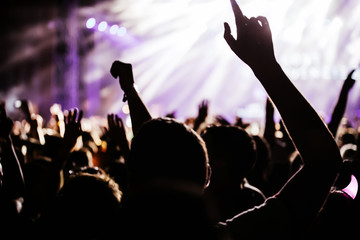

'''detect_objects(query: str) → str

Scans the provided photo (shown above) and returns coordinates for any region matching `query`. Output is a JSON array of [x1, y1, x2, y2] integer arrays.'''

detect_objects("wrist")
[[252, 60, 282, 79], [122, 85, 138, 100], [122, 84, 136, 94]]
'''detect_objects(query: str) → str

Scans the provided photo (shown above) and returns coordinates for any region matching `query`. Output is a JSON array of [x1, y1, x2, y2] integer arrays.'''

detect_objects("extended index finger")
[[230, 0, 244, 29]]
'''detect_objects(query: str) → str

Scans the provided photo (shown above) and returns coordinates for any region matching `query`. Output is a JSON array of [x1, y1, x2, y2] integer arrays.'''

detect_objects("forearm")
[[263, 99, 276, 143], [250, 61, 342, 225], [252, 61, 340, 167], [0, 137, 25, 199], [327, 89, 349, 137], [126, 87, 152, 135]]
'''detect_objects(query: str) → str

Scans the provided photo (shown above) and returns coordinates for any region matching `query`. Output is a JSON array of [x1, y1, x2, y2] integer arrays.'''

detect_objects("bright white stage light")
[[86, 18, 96, 29], [118, 26, 127, 36], [80, 0, 360, 123], [98, 21, 108, 32], [109, 24, 119, 35]]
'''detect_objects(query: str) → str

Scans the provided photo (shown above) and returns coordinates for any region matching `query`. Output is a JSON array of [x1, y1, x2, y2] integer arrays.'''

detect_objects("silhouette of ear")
[[204, 163, 212, 189]]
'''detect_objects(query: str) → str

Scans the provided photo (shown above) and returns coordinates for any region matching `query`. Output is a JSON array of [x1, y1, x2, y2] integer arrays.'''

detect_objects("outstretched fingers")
[[77, 109, 83, 123], [115, 114, 123, 128], [64, 108, 83, 129], [70, 108, 82, 123]]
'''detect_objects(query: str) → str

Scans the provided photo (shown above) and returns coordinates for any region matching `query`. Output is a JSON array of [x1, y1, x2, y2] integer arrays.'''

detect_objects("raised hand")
[[110, 61, 135, 101], [193, 99, 209, 131], [63, 108, 83, 151], [51, 108, 83, 174], [234, 117, 250, 129], [327, 69, 357, 136], [107, 113, 130, 162], [215, 115, 231, 126], [198, 100, 209, 121], [224, 0, 275, 69], [110, 60, 151, 136], [343, 69, 356, 91]]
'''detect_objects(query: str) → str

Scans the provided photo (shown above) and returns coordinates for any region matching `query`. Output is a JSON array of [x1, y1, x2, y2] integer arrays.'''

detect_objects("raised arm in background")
[[0, 105, 25, 223], [263, 97, 276, 145], [193, 99, 209, 132], [110, 61, 152, 136], [327, 69, 356, 137], [220, 0, 342, 238], [107, 113, 130, 164], [48, 108, 83, 192]]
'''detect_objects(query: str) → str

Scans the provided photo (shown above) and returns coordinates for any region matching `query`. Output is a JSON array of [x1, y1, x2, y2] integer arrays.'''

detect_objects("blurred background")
[[1, 0, 360, 129]]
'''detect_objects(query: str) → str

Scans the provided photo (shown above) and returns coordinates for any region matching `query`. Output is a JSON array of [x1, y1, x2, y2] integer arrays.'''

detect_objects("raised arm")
[[51, 108, 83, 190], [327, 69, 356, 137], [107, 113, 130, 164], [193, 99, 209, 132], [110, 61, 152, 136], [222, 0, 342, 234], [0, 105, 25, 215], [263, 97, 276, 144]]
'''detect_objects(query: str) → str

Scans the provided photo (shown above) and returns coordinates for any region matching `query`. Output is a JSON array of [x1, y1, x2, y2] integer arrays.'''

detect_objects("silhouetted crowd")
[[1, 0, 360, 239]]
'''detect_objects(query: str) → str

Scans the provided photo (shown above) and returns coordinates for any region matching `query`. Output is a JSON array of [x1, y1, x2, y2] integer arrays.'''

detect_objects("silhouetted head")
[[59, 171, 122, 210], [41, 170, 123, 239], [63, 147, 94, 180], [129, 117, 210, 191], [201, 125, 257, 185]]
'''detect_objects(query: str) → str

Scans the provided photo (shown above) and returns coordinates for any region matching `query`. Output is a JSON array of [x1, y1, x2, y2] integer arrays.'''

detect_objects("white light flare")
[[86, 17, 96, 29], [98, 21, 108, 32], [77, 0, 360, 122]]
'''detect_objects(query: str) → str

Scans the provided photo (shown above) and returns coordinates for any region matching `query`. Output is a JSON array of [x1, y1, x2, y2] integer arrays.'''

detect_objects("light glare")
[[86, 18, 96, 29], [118, 27, 127, 36], [110, 24, 119, 35], [98, 21, 108, 32]]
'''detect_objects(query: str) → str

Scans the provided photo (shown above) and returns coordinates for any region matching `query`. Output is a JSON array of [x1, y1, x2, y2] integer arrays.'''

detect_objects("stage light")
[[118, 26, 127, 36], [14, 100, 22, 108], [125, 115, 132, 128], [109, 24, 119, 35], [122, 104, 130, 114], [78, 0, 360, 123], [86, 18, 96, 29], [98, 21, 108, 32]]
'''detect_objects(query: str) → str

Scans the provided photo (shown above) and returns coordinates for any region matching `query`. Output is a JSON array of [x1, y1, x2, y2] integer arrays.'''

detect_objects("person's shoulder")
[[216, 196, 293, 239]]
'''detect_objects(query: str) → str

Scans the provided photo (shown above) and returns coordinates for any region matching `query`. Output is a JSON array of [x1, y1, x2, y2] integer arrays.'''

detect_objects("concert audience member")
[[216, 1, 342, 239], [201, 124, 266, 222]]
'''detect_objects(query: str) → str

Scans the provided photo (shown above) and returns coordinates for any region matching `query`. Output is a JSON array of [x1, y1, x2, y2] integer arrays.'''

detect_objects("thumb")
[[347, 69, 356, 80], [223, 22, 236, 50]]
